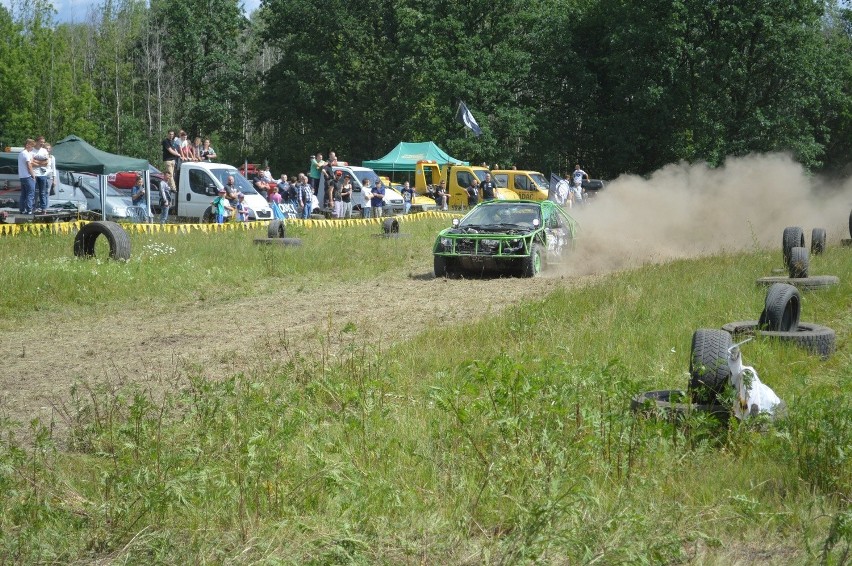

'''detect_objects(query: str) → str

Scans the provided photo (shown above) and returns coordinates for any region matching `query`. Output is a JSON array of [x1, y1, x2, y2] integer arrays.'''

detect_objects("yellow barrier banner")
[[0, 211, 462, 238]]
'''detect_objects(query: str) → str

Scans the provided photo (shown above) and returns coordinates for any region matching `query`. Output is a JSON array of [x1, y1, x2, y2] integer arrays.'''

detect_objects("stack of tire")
[[253, 219, 302, 246], [757, 226, 839, 289], [632, 281, 836, 418], [722, 282, 836, 360]]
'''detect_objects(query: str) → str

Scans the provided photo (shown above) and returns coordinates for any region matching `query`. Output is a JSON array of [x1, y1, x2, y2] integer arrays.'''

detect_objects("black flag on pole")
[[455, 101, 483, 137]]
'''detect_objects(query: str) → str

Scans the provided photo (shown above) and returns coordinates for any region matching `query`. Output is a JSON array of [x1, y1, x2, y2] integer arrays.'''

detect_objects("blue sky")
[[1, 0, 261, 23]]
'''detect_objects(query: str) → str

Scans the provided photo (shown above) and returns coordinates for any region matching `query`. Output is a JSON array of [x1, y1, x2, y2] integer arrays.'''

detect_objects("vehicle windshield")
[[75, 175, 126, 197], [459, 203, 541, 229], [529, 173, 548, 190], [349, 169, 381, 186], [474, 170, 489, 183], [210, 168, 257, 194]]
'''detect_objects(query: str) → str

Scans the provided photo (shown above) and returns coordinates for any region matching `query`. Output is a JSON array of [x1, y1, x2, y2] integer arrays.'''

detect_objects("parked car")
[[0, 172, 88, 212], [59, 171, 136, 220], [433, 199, 578, 278]]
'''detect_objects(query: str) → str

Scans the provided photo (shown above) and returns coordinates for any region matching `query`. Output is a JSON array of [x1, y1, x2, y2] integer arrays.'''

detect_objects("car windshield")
[[210, 168, 257, 194], [529, 173, 548, 189], [459, 203, 541, 229], [474, 170, 489, 183]]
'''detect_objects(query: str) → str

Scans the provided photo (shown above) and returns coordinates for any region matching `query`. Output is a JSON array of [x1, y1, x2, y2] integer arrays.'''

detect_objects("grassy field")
[[0, 219, 850, 564]]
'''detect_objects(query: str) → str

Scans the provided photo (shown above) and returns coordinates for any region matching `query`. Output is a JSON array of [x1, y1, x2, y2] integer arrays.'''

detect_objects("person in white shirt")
[[571, 164, 589, 206], [17, 138, 36, 214]]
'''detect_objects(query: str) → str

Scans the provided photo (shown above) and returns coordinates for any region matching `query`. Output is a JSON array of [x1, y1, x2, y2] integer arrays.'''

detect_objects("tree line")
[[2, 0, 851, 180]]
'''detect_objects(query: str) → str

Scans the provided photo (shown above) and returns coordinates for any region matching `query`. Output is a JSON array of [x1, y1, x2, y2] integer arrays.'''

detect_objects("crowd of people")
[[552, 164, 590, 208], [15, 136, 57, 215]]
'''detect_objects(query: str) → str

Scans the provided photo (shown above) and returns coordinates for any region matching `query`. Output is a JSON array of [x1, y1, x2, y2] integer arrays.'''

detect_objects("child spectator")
[[211, 187, 233, 223], [236, 193, 250, 222]]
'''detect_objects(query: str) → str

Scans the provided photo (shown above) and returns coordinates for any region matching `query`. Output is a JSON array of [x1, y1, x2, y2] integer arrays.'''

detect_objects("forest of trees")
[[2, 0, 851, 180]]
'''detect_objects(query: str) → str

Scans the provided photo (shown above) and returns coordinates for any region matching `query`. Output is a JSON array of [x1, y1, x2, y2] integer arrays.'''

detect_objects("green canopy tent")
[[51, 135, 150, 174], [362, 141, 468, 172]]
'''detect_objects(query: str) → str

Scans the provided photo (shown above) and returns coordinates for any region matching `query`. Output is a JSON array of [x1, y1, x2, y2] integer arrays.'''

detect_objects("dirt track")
[[0, 270, 573, 434]]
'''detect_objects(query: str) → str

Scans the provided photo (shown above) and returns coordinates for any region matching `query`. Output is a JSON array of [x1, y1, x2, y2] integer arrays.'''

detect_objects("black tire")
[[202, 206, 217, 223], [253, 237, 302, 246], [267, 219, 286, 238], [762, 283, 801, 332], [434, 255, 448, 277], [788, 246, 809, 279], [721, 321, 836, 359], [382, 218, 400, 234], [782, 226, 805, 267], [630, 390, 729, 421], [849, 208, 852, 238], [811, 228, 826, 255], [688, 329, 733, 404], [755, 275, 839, 290], [73, 221, 131, 261], [521, 243, 543, 278]]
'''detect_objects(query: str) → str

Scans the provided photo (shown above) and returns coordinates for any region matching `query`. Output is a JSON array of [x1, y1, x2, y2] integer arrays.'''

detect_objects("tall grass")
[[0, 222, 850, 563]]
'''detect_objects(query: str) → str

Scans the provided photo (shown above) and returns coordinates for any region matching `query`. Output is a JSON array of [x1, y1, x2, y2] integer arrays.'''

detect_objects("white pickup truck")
[[152, 161, 273, 222]]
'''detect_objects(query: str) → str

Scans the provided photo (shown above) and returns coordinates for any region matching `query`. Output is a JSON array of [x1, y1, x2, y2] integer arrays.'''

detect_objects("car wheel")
[[788, 247, 809, 279], [434, 255, 448, 277], [268, 219, 286, 238], [73, 220, 131, 261], [722, 321, 836, 359], [521, 243, 543, 278], [811, 228, 826, 255], [202, 206, 216, 223], [688, 329, 733, 404], [782, 226, 805, 267], [762, 283, 801, 332]]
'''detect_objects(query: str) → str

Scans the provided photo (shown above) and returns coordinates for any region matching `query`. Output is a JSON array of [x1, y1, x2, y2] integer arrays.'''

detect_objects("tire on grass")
[[782, 226, 805, 267], [762, 283, 801, 332], [630, 390, 729, 421], [382, 218, 400, 234], [267, 219, 286, 238], [688, 329, 733, 404], [755, 275, 839, 290], [811, 228, 826, 255], [520, 243, 543, 278], [788, 247, 809, 279], [434, 255, 448, 277], [253, 237, 302, 246], [73, 221, 131, 261], [721, 320, 836, 359]]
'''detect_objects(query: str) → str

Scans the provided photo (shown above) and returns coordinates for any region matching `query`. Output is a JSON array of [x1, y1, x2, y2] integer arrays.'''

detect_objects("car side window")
[[514, 176, 529, 190], [493, 174, 508, 188], [189, 169, 213, 195], [457, 171, 472, 188]]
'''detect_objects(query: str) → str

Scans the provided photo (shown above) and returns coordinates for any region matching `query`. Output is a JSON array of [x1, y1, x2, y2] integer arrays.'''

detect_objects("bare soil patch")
[[0, 270, 576, 433]]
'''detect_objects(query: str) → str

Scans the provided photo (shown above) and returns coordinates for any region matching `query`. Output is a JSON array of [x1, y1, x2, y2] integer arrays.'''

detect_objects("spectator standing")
[[158, 172, 172, 224], [236, 193, 250, 222], [17, 138, 35, 215], [481, 173, 497, 202], [554, 173, 571, 206], [32, 137, 51, 213], [298, 174, 314, 219], [321, 158, 336, 208], [361, 179, 372, 218], [277, 174, 290, 202], [285, 177, 298, 205], [44, 143, 57, 198], [200, 139, 217, 161], [309, 153, 325, 195], [162, 130, 181, 190], [268, 184, 282, 207], [131, 174, 146, 208], [224, 175, 239, 205], [192, 136, 203, 161], [331, 170, 344, 218], [252, 175, 268, 199], [261, 166, 273, 182], [371, 179, 385, 218], [435, 179, 449, 210], [341, 173, 353, 218], [466, 178, 480, 208], [211, 188, 233, 223], [400, 181, 414, 214], [571, 164, 589, 206]]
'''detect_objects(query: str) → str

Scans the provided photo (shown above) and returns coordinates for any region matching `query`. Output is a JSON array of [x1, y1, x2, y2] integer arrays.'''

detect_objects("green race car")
[[433, 199, 578, 277]]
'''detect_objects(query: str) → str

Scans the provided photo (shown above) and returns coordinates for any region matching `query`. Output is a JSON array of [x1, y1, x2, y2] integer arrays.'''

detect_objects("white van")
[[317, 164, 404, 217], [171, 162, 273, 222]]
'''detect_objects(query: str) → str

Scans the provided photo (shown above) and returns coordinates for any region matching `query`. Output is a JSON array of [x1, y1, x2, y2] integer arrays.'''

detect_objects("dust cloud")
[[560, 153, 852, 276]]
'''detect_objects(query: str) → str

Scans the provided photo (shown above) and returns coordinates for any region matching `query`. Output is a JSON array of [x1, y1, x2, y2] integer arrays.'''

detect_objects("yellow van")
[[491, 170, 550, 201]]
